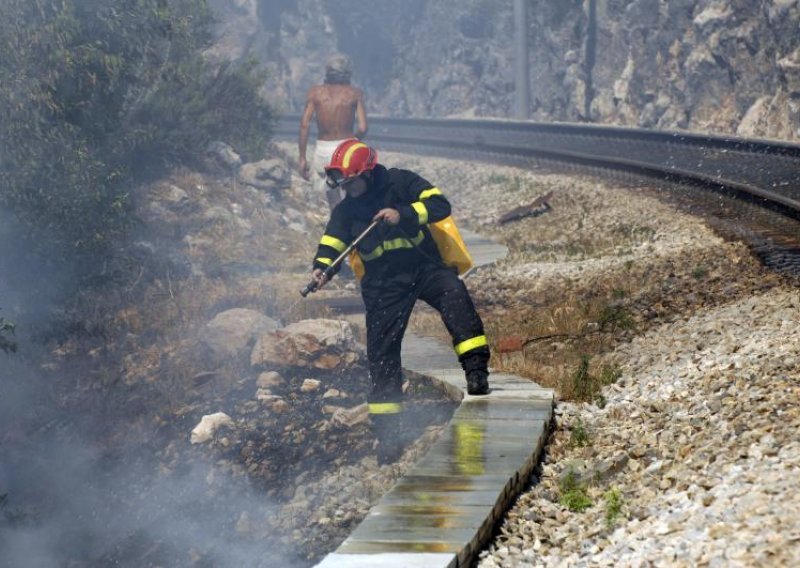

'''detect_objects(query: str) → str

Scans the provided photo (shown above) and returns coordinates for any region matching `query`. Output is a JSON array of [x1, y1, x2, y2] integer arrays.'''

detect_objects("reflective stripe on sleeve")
[[315, 257, 333, 266], [320, 235, 347, 253], [454, 335, 488, 356], [411, 201, 428, 224], [419, 187, 443, 200], [368, 402, 402, 414]]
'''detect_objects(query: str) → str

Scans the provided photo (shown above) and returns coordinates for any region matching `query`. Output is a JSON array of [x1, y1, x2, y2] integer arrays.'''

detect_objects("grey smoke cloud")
[[0, 188, 291, 568], [0, 419, 290, 567]]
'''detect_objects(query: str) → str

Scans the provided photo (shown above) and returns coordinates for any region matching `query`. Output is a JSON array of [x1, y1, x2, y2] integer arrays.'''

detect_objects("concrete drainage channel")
[[316, 229, 554, 568]]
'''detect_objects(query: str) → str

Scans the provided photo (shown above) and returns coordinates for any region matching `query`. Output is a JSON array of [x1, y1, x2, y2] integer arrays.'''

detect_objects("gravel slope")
[[372, 150, 799, 567]]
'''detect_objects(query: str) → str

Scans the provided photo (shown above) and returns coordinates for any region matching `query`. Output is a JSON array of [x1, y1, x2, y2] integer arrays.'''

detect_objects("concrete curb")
[[316, 230, 554, 567]]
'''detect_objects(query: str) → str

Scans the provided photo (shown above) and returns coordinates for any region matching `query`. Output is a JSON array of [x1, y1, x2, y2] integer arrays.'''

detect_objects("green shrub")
[[559, 468, 592, 512], [568, 419, 591, 448], [568, 357, 621, 404], [0, 0, 274, 261], [597, 303, 634, 331], [599, 365, 622, 385], [570, 355, 593, 401], [604, 488, 624, 527]]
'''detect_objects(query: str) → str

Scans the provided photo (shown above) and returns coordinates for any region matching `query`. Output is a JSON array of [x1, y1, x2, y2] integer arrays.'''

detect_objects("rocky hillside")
[[0, 145, 455, 567], [210, 0, 800, 140]]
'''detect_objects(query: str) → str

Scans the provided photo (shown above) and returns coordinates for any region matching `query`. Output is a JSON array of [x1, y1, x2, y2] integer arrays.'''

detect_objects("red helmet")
[[324, 139, 378, 179]]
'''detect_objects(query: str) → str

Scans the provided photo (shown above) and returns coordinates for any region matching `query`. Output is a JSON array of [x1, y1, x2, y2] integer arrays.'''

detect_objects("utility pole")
[[513, 0, 530, 119]]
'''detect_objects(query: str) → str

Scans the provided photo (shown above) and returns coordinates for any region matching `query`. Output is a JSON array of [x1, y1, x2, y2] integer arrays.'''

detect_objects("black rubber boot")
[[371, 413, 405, 465], [376, 437, 404, 465], [466, 369, 490, 395]]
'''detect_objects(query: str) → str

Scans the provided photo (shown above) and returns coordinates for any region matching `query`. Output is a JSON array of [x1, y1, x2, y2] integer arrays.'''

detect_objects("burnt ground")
[[1, 335, 456, 567], [0, 152, 457, 567]]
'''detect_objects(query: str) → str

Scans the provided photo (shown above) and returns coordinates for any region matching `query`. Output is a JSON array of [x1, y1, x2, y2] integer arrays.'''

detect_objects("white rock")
[[301, 379, 321, 393], [331, 404, 370, 428], [190, 412, 234, 444], [257, 371, 285, 389]]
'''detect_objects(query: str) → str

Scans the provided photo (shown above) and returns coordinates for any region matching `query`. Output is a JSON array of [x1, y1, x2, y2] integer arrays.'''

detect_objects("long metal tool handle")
[[300, 220, 381, 297]]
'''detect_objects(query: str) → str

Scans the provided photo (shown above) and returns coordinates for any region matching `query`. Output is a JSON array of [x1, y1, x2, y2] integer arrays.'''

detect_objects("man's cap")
[[325, 54, 352, 75], [325, 54, 352, 83]]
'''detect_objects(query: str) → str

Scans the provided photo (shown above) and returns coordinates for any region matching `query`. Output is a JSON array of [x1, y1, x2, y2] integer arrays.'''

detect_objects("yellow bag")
[[430, 215, 474, 275], [348, 249, 366, 280], [347, 215, 473, 280]]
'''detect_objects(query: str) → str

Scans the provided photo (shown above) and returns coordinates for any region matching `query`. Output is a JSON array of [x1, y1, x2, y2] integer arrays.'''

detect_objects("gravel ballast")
[[377, 150, 799, 567]]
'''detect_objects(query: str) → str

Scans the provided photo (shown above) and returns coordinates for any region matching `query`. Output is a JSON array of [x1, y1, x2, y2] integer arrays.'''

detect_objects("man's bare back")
[[310, 84, 366, 140], [298, 84, 367, 180]]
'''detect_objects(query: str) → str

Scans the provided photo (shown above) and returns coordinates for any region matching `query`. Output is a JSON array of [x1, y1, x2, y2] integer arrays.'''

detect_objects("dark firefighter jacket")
[[312, 165, 451, 286]]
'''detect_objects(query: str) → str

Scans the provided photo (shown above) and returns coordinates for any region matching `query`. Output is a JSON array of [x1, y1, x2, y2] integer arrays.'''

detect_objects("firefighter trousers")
[[362, 264, 490, 405]]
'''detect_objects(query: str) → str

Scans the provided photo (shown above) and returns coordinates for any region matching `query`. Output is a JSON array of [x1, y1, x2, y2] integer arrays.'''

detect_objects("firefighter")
[[309, 139, 490, 462]]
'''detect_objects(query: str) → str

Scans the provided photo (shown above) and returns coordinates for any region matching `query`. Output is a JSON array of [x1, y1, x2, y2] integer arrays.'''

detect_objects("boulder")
[[201, 309, 279, 359], [256, 392, 290, 413], [206, 140, 242, 170], [250, 319, 361, 370], [692, 3, 734, 31], [148, 183, 190, 214], [779, 46, 800, 95], [256, 389, 279, 402], [191, 412, 234, 444], [239, 158, 289, 190], [257, 371, 285, 389]]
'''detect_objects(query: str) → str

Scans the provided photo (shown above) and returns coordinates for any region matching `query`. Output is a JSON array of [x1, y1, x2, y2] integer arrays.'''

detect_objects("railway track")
[[277, 115, 800, 275], [275, 115, 800, 566]]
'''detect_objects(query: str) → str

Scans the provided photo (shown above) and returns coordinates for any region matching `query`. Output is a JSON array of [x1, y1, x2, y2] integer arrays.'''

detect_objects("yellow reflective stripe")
[[320, 234, 347, 253], [411, 201, 428, 224], [419, 187, 442, 200], [454, 335, 488, 356], [342, 142, 368, 169], [383, 231, 424, 251], [316, 257, 333, 266], [360, 246, 383, 261], [361, 231, 425, 261], [368, 402, 402, 415]]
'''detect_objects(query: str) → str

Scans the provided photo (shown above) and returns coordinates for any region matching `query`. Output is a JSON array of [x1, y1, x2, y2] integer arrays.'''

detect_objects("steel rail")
[[279, 114, 800, 156], [385, 135, 800, 220], [276, 115, 800, 219], [366, 116, 800, 157]]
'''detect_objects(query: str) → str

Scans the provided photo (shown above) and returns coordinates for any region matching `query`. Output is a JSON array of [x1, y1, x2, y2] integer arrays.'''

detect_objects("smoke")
[[0, 331, 294, 567], [0, 207, 75, 328], [0, 216, 293, 566], [0, 433, 290, 567], [324, 0, 428, 98]]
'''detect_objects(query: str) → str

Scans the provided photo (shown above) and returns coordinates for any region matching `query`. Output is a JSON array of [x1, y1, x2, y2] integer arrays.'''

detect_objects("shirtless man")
[[299, 54, 368, 209]]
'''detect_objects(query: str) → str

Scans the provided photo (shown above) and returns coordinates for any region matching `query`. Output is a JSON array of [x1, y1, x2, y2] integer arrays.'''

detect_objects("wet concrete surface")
[[316, 230, 553, 568]]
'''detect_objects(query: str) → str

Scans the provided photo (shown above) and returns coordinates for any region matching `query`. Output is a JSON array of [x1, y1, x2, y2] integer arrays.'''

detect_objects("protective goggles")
[[325, 169, 360, 189]]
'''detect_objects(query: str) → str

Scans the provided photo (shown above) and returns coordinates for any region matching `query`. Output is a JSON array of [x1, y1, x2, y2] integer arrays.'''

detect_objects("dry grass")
[[61, 237, 324, 410], [405, 275, 631, 401]]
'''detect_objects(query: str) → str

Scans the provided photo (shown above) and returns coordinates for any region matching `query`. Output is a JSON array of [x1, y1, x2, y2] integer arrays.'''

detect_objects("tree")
[[0, 0, 273, 260]]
